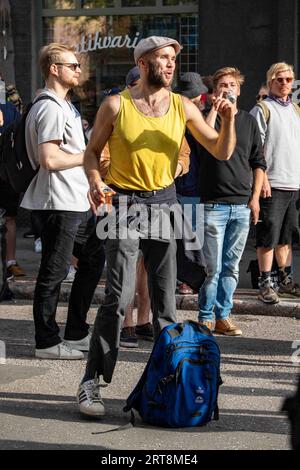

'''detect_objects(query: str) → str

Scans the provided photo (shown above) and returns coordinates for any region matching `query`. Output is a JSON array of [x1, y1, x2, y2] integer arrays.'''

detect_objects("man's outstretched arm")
[[183, 95, 236, 161]]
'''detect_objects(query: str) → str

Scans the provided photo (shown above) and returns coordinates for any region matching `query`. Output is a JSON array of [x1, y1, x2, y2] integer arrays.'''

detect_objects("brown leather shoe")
[[177, 283, 193, 295], [120, 327, 138, 348], [198, 320, 214, 332], [135, 322, 153, 341], [215, 318, 242, 336], [7, 263, 25, 277]]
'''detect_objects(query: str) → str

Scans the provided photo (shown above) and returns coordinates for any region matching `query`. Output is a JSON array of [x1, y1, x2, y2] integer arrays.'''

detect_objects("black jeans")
[[64, 224, 106, 341], [84, 184, 178, 384], [33, 210, 87, 349]]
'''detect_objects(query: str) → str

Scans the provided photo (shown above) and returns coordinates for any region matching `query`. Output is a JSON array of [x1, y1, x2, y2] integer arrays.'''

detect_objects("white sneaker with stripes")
[[77, 378, 105, 417]]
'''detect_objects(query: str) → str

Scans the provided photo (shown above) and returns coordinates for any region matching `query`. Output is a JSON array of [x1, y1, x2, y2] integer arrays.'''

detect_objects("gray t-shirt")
[[21, 88, 90, 211]]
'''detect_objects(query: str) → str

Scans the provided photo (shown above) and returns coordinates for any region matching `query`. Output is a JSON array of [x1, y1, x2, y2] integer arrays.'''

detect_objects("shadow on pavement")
[[222, 368, 295, 381], [0, 391, 128, 424], [0, 390, 289, 435], [0, 440, 107, 450]]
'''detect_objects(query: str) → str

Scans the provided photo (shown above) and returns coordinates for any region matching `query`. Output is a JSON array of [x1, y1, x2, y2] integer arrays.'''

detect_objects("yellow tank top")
[[105, 89, 186, 191]]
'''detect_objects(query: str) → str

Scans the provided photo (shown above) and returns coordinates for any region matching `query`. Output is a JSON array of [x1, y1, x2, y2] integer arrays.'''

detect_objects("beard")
[[147, 61, 173, 88]]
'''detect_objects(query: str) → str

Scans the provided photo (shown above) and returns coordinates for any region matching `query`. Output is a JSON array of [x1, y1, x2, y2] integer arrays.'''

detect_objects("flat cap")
[[134, 36, 182, 64]]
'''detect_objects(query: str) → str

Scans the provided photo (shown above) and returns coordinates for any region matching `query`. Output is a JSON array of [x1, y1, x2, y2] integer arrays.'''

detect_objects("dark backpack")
[[0, 95, 61, 193], [124, 320, 222, 428]]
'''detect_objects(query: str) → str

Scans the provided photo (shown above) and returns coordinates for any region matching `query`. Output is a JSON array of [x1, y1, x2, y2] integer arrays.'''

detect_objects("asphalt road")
[[0, 302, 298, 451]]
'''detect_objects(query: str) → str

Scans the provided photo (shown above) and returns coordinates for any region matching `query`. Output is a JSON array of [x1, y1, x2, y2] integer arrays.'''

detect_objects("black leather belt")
[[110, 185, 162, 198]]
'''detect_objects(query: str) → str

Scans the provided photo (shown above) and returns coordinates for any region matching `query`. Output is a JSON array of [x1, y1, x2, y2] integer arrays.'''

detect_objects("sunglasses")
[[55, 63, 81, 71], [274, 77, 293, 84], [256, 94, 268, 102]]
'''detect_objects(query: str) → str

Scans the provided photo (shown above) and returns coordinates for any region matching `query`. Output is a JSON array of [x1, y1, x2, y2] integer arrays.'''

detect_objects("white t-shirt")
[[21, 88, 90, 211]]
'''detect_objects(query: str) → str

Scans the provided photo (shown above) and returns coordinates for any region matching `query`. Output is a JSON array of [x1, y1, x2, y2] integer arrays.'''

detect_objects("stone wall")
[[198, 0, 297, 110], [10, 0, 32, 104]]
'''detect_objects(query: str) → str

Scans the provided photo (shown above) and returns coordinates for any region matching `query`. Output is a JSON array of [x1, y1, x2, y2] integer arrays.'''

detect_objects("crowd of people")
[[1, 36, 300, 419]]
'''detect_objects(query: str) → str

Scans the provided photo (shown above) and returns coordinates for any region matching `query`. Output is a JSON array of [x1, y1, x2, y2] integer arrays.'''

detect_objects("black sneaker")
[[258, 283, 279, 304], [135, 322, 153, 341], [120, 327, 138, 348], [278, 281, 300, 298]]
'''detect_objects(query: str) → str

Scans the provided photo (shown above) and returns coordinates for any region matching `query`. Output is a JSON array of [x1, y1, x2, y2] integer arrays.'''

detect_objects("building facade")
[[4, 0, 300, 117]]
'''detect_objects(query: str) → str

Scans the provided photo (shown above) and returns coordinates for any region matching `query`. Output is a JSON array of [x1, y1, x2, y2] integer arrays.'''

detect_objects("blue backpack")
[[124, 320, 222, 428]]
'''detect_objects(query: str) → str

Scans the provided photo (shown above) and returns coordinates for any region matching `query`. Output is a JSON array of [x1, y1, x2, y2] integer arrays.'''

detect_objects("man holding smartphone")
[[198, 67, 266, 336]]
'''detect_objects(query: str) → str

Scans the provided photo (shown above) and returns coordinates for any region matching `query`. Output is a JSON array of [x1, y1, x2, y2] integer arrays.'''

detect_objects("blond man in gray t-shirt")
[[21, 43, 90, 359]]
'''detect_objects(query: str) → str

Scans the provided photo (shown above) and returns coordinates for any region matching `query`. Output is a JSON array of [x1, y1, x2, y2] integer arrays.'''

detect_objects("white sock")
[[7, 260, 16, 268]]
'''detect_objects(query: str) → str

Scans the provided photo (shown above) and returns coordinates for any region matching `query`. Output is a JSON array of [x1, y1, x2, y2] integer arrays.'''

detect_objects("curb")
[[6, 281, 300, 319]]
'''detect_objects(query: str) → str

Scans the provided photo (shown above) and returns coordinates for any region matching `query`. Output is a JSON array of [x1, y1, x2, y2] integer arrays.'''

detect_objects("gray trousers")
[[84, 185, 178, 383]]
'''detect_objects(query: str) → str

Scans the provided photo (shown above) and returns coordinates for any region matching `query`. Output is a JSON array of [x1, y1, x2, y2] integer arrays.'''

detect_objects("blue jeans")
[[198, 204, 250, 321]]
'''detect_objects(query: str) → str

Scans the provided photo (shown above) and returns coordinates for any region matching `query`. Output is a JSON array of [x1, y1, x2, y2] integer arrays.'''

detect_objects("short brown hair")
[[39, 43, 76, 80], [213, 67, 245, 90], [266, 62, 295, 87]]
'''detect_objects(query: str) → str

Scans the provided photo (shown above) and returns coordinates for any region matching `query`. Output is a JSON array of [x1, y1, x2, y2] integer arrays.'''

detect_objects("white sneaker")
[[35, 342, 84, 360], [63, 265, 77, 283], [64, 333, 91, 352], [34, 238, 42, 253], [77, 378, 105, 417]]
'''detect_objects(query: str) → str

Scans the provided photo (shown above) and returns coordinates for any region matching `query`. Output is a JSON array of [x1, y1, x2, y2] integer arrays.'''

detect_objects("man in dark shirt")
[[0, 99, 25, 278], [198, 67, 266, 336]]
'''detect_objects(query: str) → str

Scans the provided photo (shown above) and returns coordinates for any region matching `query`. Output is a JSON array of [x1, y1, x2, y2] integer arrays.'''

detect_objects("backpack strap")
[[168, 326, 182, 339], [257, 100, 300, 123], [33, 95, 61, 106], [171, 320, 212, 337], [30, 95, 67, 145], [256, 101, 270, 123], [292, 102, 300, 118], [24, 94, 62, 116], [91, 410, 135, 435]]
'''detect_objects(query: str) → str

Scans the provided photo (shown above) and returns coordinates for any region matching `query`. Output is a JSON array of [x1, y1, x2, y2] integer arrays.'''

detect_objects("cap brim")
[[135, 40, 182, 64], [173, 84, 208, 98]]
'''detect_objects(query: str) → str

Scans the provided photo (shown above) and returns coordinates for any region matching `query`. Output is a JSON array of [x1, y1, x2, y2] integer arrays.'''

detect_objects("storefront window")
[[163, 0, 198, 4], [83, 0, 116, 7], [43, 14, 198, 123], [43, 0, 199, 8], [121, 0, 156, 6], [43, 0, 76, 8]]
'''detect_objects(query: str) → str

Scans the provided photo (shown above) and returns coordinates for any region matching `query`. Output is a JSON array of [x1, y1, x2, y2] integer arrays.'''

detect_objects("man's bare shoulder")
[[98, 94, 121, 120], [179, 95, 202, 120]]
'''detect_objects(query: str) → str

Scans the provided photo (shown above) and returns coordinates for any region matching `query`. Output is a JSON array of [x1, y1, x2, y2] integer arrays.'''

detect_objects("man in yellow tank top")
[[77, 36, 236, 417]]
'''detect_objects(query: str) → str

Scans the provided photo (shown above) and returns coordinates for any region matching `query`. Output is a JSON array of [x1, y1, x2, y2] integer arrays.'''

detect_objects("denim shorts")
[[256, 189, 299, 248]]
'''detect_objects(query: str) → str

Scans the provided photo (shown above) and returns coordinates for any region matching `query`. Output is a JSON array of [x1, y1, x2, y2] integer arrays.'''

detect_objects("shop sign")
[[76, 31, 140, 53]]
